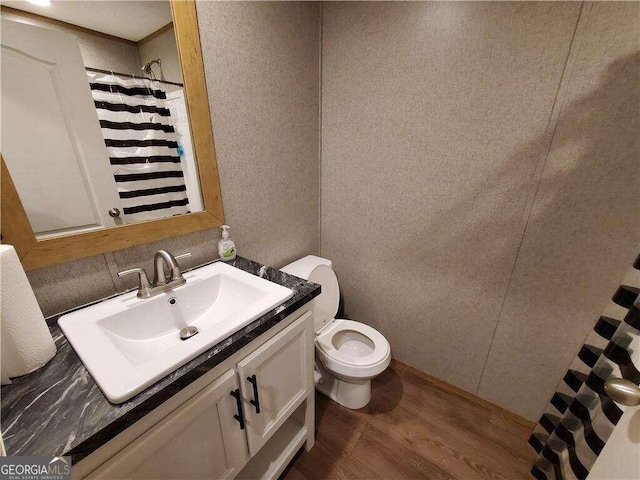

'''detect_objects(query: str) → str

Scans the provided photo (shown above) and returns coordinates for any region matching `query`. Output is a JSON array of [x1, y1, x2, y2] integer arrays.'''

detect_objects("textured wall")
[[25, 1, 320, 317], [321, 1, 581, 393], [71, 29, 140, 75], [138, 27, 184, 85], [477, 1, 640, 420], [320, 1, 639, 420], [196, 1, 320, 267], [1, 9, 140, 74]]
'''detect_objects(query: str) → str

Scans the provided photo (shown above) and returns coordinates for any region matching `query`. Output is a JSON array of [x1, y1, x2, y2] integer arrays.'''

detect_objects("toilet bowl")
[[281, 255, 391, 409]]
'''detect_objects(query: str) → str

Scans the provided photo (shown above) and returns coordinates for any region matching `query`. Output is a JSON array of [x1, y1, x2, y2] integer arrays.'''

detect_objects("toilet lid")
[[308, 265, 339, 333]]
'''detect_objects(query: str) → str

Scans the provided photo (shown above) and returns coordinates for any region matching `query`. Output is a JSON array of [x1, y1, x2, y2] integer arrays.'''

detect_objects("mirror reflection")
[[1, 0, 203, 240]]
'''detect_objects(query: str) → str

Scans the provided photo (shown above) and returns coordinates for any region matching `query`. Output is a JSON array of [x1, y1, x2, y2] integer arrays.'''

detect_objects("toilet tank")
[[280, 255, 332, 277], [281, 255, 339, 333]]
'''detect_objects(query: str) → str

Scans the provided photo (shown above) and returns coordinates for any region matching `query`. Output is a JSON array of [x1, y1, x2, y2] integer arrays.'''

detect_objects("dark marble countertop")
[[1, 257, 320, 463]]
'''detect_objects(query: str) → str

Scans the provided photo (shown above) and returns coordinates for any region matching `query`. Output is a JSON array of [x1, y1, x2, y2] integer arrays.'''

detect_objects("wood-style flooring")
[[283, 360, 536, 480]]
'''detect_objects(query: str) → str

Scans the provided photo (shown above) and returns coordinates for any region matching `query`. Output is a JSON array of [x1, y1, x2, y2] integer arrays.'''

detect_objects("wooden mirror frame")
[[0, 0, 224, 271]]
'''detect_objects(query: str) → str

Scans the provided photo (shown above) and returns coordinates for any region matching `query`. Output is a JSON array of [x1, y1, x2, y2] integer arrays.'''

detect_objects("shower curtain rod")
[[85, 67, 184, 87]]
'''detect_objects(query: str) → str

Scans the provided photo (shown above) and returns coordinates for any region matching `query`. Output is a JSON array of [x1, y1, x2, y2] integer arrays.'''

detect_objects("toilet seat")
[[316, 319, 391, 378]]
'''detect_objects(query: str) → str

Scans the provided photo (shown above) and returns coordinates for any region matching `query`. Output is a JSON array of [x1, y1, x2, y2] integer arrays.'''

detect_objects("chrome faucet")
[[153, 250, 184, 286], [118, 250, 191, 299]]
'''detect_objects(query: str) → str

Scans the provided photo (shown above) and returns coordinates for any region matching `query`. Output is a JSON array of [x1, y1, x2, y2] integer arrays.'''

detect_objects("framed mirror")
[[0, 0, 223, 271]]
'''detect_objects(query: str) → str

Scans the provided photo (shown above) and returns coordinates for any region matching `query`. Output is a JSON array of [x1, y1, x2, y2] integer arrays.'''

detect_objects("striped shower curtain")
[[530, 254, 640, 479], [86, 71, 190, 223]]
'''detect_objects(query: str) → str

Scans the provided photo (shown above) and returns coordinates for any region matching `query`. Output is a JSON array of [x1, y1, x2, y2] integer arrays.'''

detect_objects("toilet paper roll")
[[0, 245, 56, 378]]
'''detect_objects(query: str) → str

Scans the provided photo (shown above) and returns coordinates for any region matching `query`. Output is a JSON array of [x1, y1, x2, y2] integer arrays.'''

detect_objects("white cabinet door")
[[237, 312, 314, 455], [89, 370, 249, 480]]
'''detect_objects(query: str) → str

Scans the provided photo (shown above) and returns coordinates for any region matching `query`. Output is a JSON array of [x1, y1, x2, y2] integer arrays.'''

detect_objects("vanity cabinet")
[[83, 310, 314, 480], [238, 313, 313, 456], [90, 370, 248, 480]]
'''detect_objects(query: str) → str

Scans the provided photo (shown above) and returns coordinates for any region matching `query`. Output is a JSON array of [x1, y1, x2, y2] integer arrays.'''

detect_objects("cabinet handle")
[[230, 389, 245, 430], [247, 375, 261, 414]]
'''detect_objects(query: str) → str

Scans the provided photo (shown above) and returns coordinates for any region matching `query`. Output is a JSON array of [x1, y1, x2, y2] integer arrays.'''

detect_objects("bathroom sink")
[[58, 261, 293, 403]]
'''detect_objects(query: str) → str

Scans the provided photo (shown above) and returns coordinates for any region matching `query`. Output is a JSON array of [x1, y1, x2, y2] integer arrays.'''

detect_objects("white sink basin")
[[58, 261, 293, 403]]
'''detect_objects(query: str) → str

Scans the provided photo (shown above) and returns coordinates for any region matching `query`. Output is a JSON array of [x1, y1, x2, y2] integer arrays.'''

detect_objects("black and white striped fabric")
[[87, 72, 190, 223], [530, 254, 640, 480]]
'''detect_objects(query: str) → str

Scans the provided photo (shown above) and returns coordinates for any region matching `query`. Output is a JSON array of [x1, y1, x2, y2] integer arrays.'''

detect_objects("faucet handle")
[[170, 252, 191, 281], [117, 267, 152, 297], [175, 252, 192, 262]]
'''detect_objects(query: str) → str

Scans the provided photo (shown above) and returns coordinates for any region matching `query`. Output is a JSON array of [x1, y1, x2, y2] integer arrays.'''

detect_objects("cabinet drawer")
[[88, 369, 248, 480], [237, 311, 313, 455]]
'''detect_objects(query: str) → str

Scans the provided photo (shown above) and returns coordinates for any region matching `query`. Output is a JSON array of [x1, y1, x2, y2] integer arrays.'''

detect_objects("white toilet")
[[281, 255, 391, 409]]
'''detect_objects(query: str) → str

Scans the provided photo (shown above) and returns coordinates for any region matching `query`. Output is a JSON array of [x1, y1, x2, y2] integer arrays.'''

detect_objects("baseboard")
[[390, 358, 536, 432]]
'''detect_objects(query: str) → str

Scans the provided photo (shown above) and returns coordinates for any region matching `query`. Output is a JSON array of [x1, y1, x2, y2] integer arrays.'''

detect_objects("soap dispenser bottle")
[[218, 225, 236, 261]]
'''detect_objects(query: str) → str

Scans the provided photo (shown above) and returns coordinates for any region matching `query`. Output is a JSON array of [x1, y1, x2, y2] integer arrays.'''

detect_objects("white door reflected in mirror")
[[1, 19, 125, 238], [0, 0, 204, 239]]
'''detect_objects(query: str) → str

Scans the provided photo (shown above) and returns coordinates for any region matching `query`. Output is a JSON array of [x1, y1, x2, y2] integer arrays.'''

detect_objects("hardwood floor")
[[283, 361, 536, 480]]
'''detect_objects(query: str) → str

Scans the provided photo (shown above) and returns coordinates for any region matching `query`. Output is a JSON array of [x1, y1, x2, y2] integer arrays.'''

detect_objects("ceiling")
[[2, 0, 173, 42]]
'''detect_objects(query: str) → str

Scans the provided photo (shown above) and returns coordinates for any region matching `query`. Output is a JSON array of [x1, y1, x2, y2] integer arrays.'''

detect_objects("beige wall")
[[196, 1, 320, 267], [477, 1, 640, 419], [1, 9, 140, 74], [320, 1, 639, 420], [138, 26, 184, 85], [26, 1, 321, 317]]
